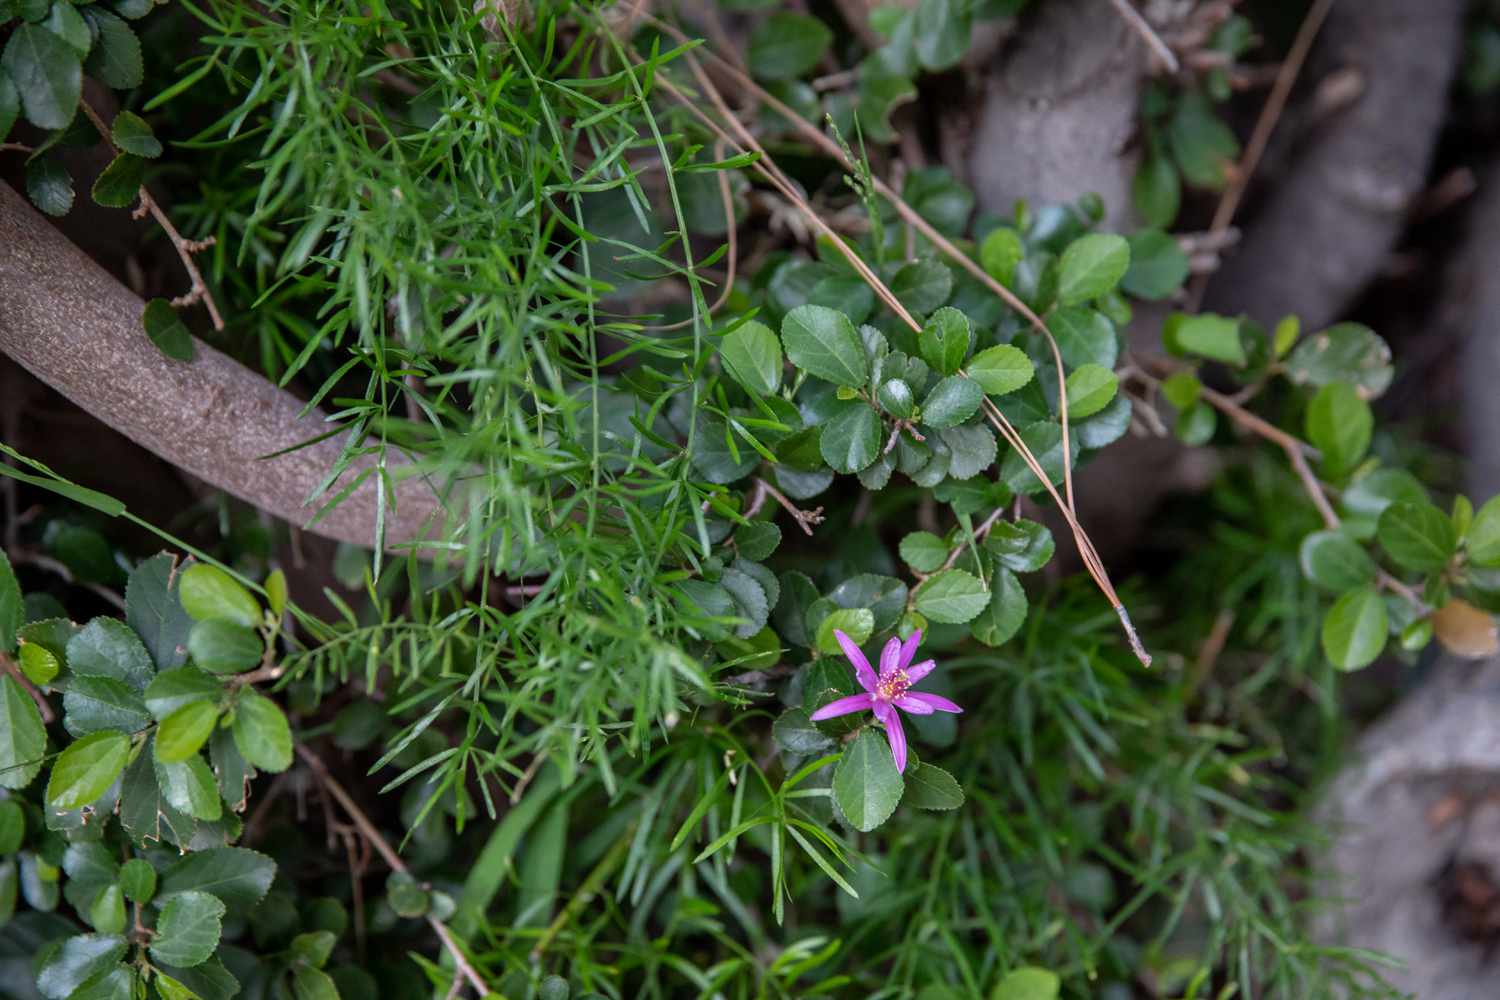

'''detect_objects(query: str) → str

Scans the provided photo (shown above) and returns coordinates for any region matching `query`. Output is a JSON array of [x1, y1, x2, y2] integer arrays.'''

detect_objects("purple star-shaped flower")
[[808, 629, 962, 772]]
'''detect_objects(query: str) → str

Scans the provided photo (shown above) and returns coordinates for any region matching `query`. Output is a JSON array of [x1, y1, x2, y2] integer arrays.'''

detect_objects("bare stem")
[[1103, 0, 1180, 73], [752, 477, 823, 535], [295, 745, 491, 997]]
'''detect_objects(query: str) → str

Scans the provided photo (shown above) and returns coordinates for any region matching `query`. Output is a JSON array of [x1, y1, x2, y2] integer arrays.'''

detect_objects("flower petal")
[[884, 712, 908, 773], [808, 692, 875, 722], [872, 699, 894, 723], [878, 636, 903, 678], [905, 658, 936, 684], [835, 629, 878, 692], [907, 691, 963, 714], [894, 695, 934, 715], [898, 630, 923, 671]]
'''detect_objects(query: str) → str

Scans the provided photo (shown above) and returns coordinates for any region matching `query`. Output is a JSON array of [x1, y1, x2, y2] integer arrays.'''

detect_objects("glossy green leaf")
[[150, 889, 226, 968], [68, 617, 154, 693], [126, 553, 194, 671], [1285, 323, 1393, 398], [25, 155, 74, 216], [89, 884, 126, 935], [814, 608, 875, 656], [970, 567, 1027, 646], [178, 564, 260, 628], [231, 691, 293, 773], [92, 153, 145, 209], [187, 619, 261, 674], [47, 730, 129, 811], [119, 858, 155, 904], [1378, 501, 1456, 573], [158, 847, 275, 906], [1049, 307, 1117, 370], [966, 344, 1033, 397], [1321, 587, 1388, 671], [914, 569, 990, 624], [985, 519, 1054, 572], [2, 24, 82, 130], [144, 667, 221, 721], [35, 934, 128, 1000], [921, 375, 983, 429], [919, 306, 970, 376], [781, 305, 868, 388], [153, 753, 221, 821], [819, 403, 882, 474], [292, 966, 340, 1000], [62, 674, 150, 737], [82, 9, 142, 89], [877, 378, 916, 418], [1056, 234, 1129, 306], [892, 260, 953, 315], [720, 320, 782, 396], [832, 729, 904, 831]]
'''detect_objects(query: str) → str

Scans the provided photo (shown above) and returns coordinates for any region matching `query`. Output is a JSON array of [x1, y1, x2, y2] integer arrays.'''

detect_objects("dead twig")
[[295, 745, 491, 997], [1103, 0, 1180, 74], [751, 477, 823, 535]]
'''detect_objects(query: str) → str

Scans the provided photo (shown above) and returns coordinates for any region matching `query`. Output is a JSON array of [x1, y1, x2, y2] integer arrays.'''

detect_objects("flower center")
[[876, 670, 910, 702]]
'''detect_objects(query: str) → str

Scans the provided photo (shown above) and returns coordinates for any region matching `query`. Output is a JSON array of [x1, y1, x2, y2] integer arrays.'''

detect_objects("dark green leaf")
[[125, 554, 193, 671], [0, 550, 18, 654], [1168, 91, 1238, 189], [109, 109, 161, 157], [833, 729, 904, 831], [772, 708, 836, 755], [921, 376, 982, 429], [0, 799, 23, 852], [940, 423, 997, 480], [81, 9, 142, 89], [62, 674, 149, 737], [781, 305, 868, 388], [155, 959, 239, 1000], [1133, 143, 1180, 228], [1285, 323, 1393, 398], [2, 24, 82, 130], [690, 413, 759, 485], [877, 378, 916, 418], [913, 0, 970, 70], [0, 75, 18, 144], [747, 12, 831, 80], [985, 519, 1054, 572], [1122, 229, 1188, 300], [46, 731, 131, 811], [25, 155, 74, 216], [1049, 307, 1117, 370], [1321, 587, 1387, 671], [150, 890, 225, 968], [970, 567, 1027, 646], [827, 574, 908, 630], [43, 2, 91, 57], [902, 762, 964, 809], [153, 752, 221, 821], [891, 260, 953, 315], [142, 299, 193, 362], [900, 532, 949, 573], [1056, 234, 1129, 306], [1000, 421, 1073, 495], [68, 618, 154, 693], [35, 934, 127, 1000], [773, 572, 818, 647], [819, 403, 881, 474], [186, 620, 261, 674], [735, 521, 782, 562], [144, 667, 220, 721]]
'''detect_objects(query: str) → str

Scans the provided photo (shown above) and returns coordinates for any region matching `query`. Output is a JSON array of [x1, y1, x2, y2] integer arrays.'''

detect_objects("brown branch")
[[295, 745, 491, 997], [77, 99, 224, 331], [751, 477, 823, 536], [1103, 0, 1179, 73], [0, 182, 444, 549]]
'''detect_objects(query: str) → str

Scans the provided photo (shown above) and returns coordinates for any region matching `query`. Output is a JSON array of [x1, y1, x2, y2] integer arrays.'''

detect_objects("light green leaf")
[[720, 320, 783, 395], [979, 227, 1023, 287], [900, 531, 949, 573], [1378, 501, 1456, 573], [966, 344, 1034, 397], [914, 569, 990, 624], [1172, 313, 1246, 365], [150, 890, 226, 968], [781, 305, 868, 388], [178, 565, 260, 628], [156, 702, 220, 764], [832, 729, 904, 831], [47, 730, 130, 810], [877, 378, 916, 418], [814, 608, 875, 656], [1470, 495, 1500, 567], [1056, 234, 1129, 306], [145, 667, 221, 720], [991, 967, 1060, 1000], [2, 24, 82, 130], [921, 375, 982, 429], [292, 966, 340, 1000], [89, 884, 126, 935], [1063, 364, 1117, 419], [119, 858, 155, 904], [1321, 587, 1387, 671], [187, 620, 261, 674], [1306, 382, 1372, 477], [1122, 229, 1189, 300], [1049, 307, 1117, 370], [902, 762, 964, 810], [913, 0, 970, 70], [153, 753, 222, 821], [231, 692, 293, 773], [0, 675, 46, 790]]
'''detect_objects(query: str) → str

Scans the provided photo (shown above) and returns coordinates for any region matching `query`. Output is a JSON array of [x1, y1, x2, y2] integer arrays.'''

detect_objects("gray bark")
[[0, 182, 444, 549], [1206, 0, 1465, 330], [967, 0, 1145, 229]]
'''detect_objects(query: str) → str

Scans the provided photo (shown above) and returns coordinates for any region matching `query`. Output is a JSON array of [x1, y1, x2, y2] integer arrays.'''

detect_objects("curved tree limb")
[[0, 182, 443, 549], [1205, 0, 1465, 329]]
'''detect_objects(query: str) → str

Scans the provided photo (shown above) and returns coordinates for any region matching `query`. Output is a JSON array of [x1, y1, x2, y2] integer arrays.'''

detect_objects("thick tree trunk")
[[0, 183, 443, 549]]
